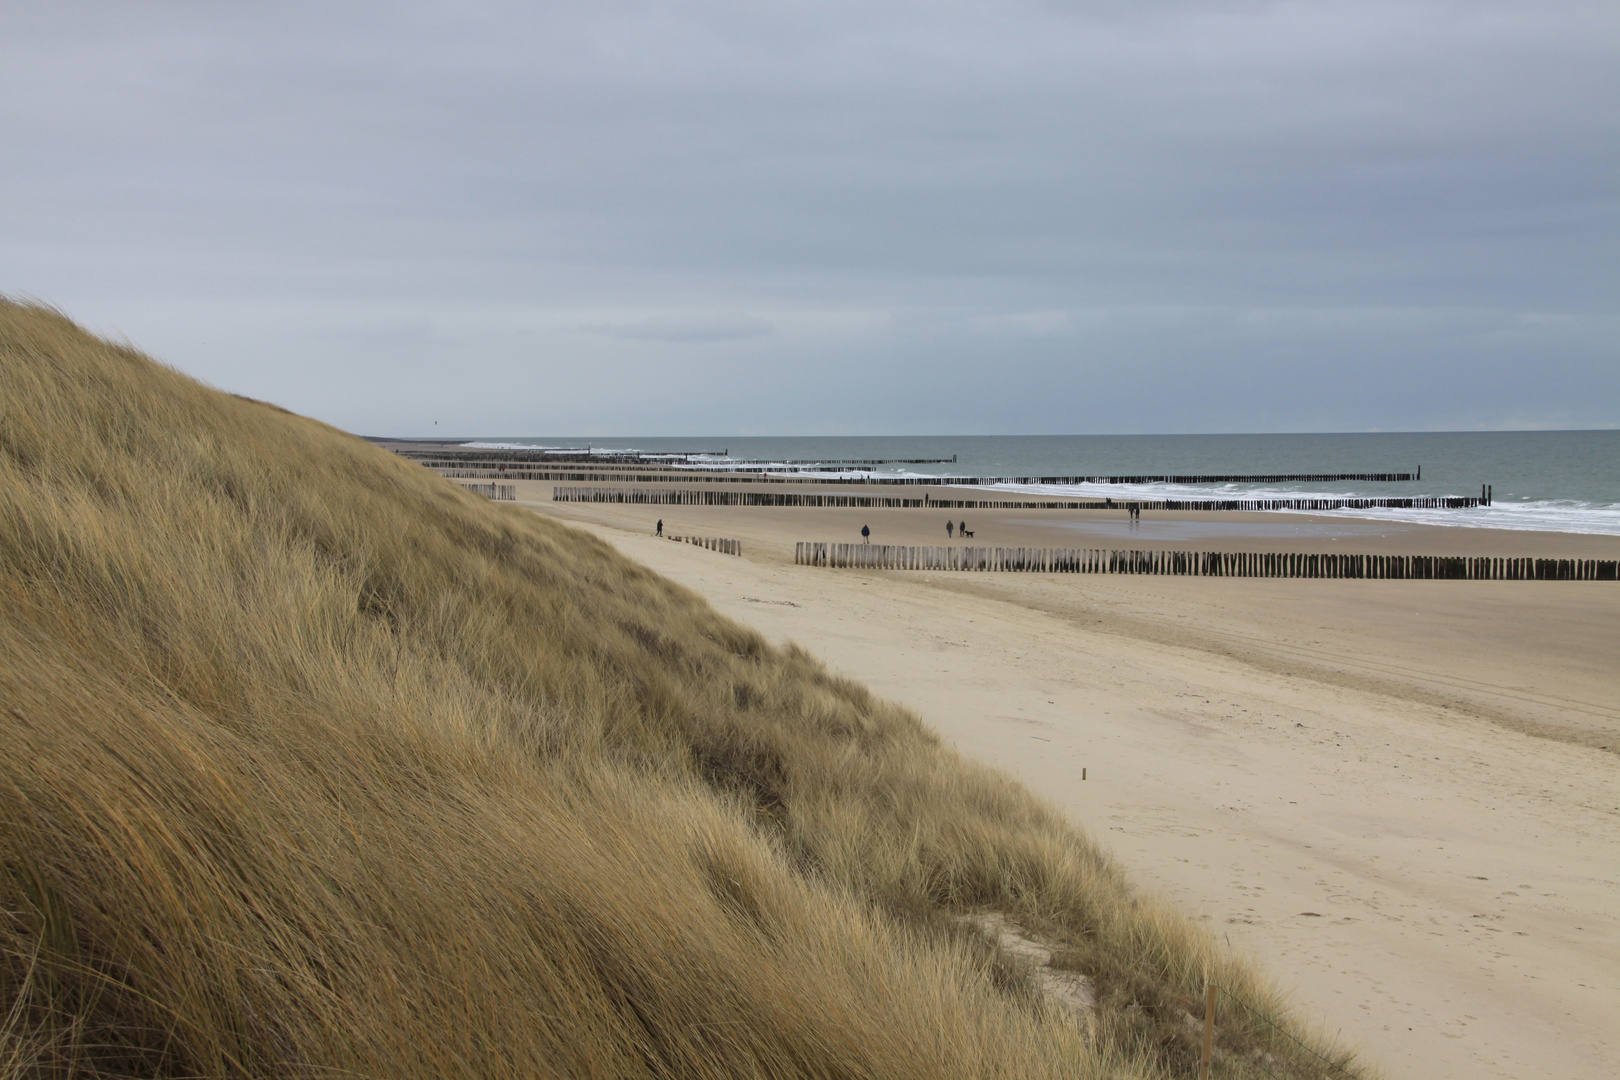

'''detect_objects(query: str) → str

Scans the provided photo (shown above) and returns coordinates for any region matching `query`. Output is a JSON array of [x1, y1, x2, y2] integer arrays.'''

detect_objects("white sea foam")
[[970, 482, 1620, 536], [459, 441, 578, 450], [460, 442, 673, 456], [1305, 500, 1620, 536]]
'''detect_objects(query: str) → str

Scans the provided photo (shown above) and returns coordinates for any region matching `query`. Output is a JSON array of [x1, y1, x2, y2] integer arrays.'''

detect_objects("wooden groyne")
[[760, 470, 1422, 485], [429, 464, 1424, 487], [405, 447, 730, 466], [556, 487, 929, 507], [794, 544, 1619, 581], [385, 442, 956, 468], [1036, 471, 1420, 484], [435, 467, 902, 482], [459, 482, 516, 501], [720, 456, 958, 466], [553, 487, 1486, 511], [667, 535, 742, 556]]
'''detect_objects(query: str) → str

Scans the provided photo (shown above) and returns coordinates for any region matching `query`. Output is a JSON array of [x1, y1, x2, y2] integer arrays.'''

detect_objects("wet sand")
[[509, 481, 1618, 1080]]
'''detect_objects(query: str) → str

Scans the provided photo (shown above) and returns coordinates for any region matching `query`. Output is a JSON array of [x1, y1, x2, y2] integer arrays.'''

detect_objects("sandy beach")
[[521, 482, 1618, 1080]]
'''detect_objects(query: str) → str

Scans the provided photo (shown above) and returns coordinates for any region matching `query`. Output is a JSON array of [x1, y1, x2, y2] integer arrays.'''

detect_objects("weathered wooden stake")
[[1202, 980, 1215, 1080]]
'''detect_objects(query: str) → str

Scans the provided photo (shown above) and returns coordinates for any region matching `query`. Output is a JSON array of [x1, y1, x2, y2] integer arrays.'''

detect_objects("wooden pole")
[[1202, 980, 1215, 1080]]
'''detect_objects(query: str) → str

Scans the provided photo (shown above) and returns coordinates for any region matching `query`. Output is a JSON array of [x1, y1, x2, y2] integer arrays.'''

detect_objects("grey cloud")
[[1, 1, 1615, 434]]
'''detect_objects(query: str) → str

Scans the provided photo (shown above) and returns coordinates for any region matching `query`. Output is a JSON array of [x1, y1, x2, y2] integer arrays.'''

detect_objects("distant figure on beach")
[[656, 519, 663, 536], [861, 524, 871, 543], [960, 520, 973, 538], [946, 520, 954, 538]]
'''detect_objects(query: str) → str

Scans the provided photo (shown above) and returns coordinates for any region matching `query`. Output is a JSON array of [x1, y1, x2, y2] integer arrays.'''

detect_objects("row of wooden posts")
[[405, 443, 1408, 482], [432, 466, 1423, 487], [459, 482, 516, 501], [730, 470, 1422, 485], [410, 449, 728, 465], [667, 535, 742, 556], [446, 468, 955, 483], [793, 543, 1619, 581], [553, 487, 1486, 511], [435, 466, 919, 480]]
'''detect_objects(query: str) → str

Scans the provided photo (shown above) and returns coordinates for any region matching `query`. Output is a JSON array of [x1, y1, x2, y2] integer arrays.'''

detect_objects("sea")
[[460, 431, 1620, 536]]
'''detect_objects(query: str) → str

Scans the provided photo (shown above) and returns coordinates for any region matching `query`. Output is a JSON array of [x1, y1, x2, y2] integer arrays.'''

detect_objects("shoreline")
[[521, 487, 1619, 1080], [515, 477, 1620, 557]]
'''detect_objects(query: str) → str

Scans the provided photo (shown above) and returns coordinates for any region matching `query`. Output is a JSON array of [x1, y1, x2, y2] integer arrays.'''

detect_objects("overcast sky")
[[3, 1, 1615, 435]]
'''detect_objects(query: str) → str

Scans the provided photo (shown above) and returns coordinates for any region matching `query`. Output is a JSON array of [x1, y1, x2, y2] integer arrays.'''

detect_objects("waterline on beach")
[[980, 483, 1620, 536]]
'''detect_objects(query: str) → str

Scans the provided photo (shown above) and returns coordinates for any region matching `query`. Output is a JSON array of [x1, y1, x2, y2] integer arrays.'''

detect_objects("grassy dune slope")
[[0, 300, 1364, 1079]]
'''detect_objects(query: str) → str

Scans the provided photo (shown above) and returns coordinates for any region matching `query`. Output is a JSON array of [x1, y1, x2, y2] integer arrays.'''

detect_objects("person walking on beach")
[[861, 524, 871, 544], [946, 520, 954, 538], [656, 519, 663, 537]]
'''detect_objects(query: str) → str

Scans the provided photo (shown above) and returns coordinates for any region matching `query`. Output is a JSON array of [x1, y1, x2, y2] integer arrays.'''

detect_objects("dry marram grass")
[[0, 299, 1369, 1078]]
